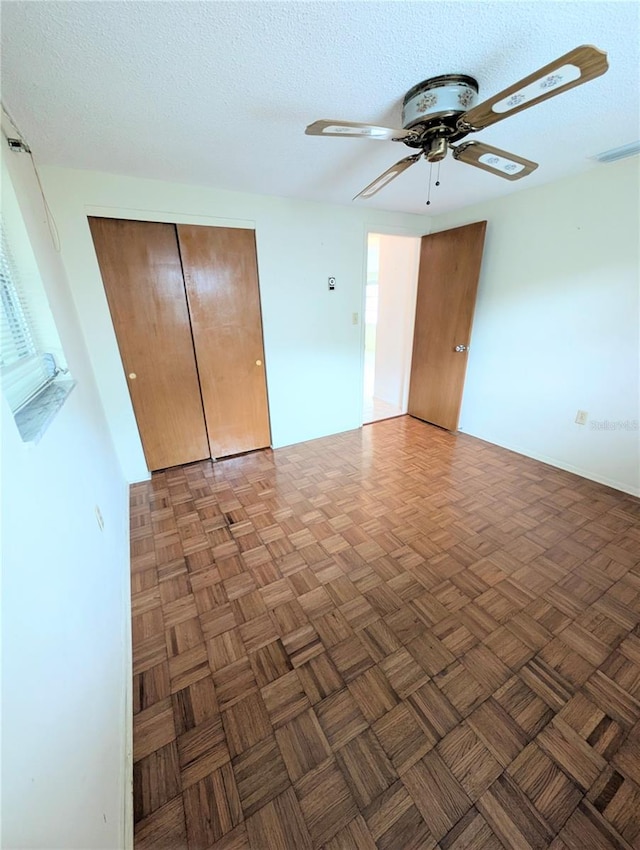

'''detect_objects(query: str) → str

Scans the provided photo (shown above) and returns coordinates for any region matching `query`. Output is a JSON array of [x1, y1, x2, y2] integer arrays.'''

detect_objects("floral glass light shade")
[[402, 75, 479, 129]]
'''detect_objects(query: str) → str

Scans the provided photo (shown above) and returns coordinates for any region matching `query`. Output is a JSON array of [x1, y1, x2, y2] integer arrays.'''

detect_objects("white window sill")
[[14, 379, 76, 443]]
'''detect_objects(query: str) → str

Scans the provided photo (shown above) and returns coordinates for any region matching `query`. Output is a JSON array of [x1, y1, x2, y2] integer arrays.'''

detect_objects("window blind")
[[0, 227, 50, 411]]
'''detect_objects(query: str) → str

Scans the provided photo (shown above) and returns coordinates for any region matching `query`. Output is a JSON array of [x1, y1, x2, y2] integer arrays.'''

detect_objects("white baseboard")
[[122, 493, 134, 850], [459, 429, 640, 498]]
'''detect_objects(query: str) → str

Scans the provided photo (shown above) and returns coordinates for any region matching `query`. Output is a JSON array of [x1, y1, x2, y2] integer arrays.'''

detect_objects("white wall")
[[432, 157, 640, 496], [373, 234, 420, 409], [40, 167, 429, 483], [1, 148, 131, 848], [39, 160, 638, 496]]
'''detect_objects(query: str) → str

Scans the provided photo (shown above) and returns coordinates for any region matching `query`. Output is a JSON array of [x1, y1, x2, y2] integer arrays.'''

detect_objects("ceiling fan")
[[305, 46, 608, 200]]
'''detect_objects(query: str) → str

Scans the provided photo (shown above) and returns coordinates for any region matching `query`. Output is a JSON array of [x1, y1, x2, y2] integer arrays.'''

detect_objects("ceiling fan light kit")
[[305, 45, 609, 203], [402, 74, 479, 131]]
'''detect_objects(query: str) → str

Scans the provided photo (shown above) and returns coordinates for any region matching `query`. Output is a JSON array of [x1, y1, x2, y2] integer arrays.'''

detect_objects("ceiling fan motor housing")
[[402, 74, 479, 131]]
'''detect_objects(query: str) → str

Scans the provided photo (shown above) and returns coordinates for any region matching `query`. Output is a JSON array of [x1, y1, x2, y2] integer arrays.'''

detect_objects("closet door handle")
[[255, 360, 262, 366], [128, 372, 137, 379]]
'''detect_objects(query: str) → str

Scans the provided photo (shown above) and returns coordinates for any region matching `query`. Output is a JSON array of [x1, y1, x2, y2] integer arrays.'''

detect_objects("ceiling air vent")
[[592, 141, 640, 164]]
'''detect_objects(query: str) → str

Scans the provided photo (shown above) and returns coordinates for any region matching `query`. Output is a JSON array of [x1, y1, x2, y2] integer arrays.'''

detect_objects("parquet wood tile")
[[434, 660, 490, 717], [168, 644, 210, 694], [363, 781, 437, 850], [437, 722, 503, 802], [612, 720, 640, 785], [134, 697, 176, 763], [294, 757, 359, 847], [347, 666, 398, 723], [373, 701, 435, 774], [134, 741, 182, 822], [358, 619, 402, 661], [281, 622, 324, 667], [131, 417, 640, 849], [557, 692, 627, 760], [477, 773, 556, 850], [134, 662, 171, 714], [297, 651, 344, 705], [493, 675, 554, 740], [177, 715, 229, 790], [231, 736, 290, 818], [403, 749, 473, 841], [135, 795, 188, 850], [379, 647, 429, 698], [221, 691, 271, 758], [248, 638, 292, 688], [315, 687, 368, 750], [439, 807, 503, 850], [323, 814, 377, 850], [336, 728, 397, 808], [408, 680, 461, 743], [275, 708, 331, 783], [468, 696, 530, 767], [558, 800, 634, 850], [587, 766, 640, 846], [260, 668, 310, 729], [212, 658, 258, 711], [537, 716, 608, 792], [183, 763, 242, 848], [133, 632, 168, 677], [245, 787, 312, 850]]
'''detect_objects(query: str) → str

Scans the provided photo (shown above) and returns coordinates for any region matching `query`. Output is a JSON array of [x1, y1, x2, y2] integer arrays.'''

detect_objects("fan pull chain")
[[426, 162, 433, 205], [436, 161, 441, 187]]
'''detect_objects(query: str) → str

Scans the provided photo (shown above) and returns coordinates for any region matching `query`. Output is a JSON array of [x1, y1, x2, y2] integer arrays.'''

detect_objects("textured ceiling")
[[2, 1, 639, 215]]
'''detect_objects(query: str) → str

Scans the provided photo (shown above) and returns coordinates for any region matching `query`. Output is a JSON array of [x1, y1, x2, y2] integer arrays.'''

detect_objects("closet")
[[88, 217, 271, 471]]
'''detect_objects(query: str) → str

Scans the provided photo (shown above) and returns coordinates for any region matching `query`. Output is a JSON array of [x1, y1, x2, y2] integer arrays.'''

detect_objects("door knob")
[[255, 360, 262, 366], [128, 372, 137, 379], [454, 345, 468, 353]]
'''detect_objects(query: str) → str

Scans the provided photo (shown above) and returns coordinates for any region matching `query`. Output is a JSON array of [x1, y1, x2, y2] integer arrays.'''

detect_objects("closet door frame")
[[88, 212, 271, 469]]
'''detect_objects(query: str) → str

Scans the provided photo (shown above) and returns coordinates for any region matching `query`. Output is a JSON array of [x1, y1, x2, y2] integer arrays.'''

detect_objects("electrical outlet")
[[575, 410, 588, 425], [352, 312, 359, 325], [95, 505, 105, 531]]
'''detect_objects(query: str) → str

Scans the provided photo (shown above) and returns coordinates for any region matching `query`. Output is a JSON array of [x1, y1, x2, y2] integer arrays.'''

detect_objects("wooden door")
[[408, 221, 487, 431], [176, 225, 271, 458], [88, 217, 210, 471]]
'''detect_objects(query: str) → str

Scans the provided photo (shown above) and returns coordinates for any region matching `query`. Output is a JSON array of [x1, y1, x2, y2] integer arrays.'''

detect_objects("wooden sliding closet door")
[[177, 225, 271, 458], [88, 217, 210, 471]]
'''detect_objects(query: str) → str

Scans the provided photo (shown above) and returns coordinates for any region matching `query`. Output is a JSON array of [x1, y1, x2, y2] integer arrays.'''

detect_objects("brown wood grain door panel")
[[408, 221, 487, 431], [176, 225, 271, 458], [88, 217, 210, 471]]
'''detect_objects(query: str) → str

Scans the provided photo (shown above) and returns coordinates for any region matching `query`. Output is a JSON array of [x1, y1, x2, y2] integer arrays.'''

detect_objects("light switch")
[[352, 312, 359, 325], [328, 277, 336, 291]]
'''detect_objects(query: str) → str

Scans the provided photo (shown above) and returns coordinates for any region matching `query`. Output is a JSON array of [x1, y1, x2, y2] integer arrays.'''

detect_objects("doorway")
[[363, 233, 421, 424]]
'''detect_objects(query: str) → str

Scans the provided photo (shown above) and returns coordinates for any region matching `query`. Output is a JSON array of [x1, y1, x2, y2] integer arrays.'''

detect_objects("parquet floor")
[[362, 396, 403, 424], [131, 416, 640, 850]]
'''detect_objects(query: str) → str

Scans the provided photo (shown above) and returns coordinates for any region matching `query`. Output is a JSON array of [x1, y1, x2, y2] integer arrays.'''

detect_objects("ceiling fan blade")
[[453, 141, 538, 181], [305, 119, 413, 141], [354, 154, 421, 200], [460, 45, 608, 131]]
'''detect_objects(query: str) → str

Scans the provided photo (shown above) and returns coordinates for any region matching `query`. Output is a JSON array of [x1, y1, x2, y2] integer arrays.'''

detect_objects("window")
[[0, 152, 74, 443], [0, 226, 52, 412]]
